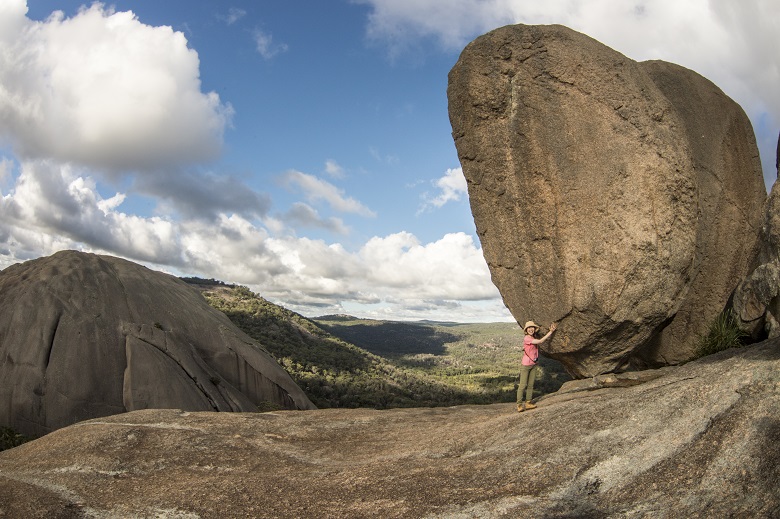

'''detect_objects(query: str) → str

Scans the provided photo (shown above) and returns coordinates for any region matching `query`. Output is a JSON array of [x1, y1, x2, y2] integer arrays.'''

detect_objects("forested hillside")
[[316, 316, 571, 400], [190, 281, 570, 409]]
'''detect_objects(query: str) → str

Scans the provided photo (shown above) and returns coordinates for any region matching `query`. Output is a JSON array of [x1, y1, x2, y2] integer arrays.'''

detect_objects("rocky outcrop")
[[1, 340, 778, 518], [0, 251, 315, 438], [732, 261, 780, 339], [732, 134, 780, 339], [448, 24, 766, 377]]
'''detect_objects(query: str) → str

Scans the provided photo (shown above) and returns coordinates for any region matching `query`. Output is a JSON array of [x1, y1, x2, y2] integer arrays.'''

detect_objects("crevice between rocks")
[[43, 311, 62, 372], [128, 332, 221, 412]]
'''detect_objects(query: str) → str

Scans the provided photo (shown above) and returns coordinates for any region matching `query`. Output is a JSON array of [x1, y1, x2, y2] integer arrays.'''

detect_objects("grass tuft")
[[695, 310, 748, 358]]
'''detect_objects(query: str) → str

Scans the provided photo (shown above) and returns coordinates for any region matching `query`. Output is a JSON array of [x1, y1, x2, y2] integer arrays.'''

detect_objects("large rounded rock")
[[0, 250, 315, 437], [448, 24, 765, 376]]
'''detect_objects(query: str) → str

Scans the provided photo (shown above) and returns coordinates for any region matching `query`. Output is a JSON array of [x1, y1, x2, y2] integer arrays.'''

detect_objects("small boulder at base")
[[0, 250, 315, 437], [448, 24, 766, 377]]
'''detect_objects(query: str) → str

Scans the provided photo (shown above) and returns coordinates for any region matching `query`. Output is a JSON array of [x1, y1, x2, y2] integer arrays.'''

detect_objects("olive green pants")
[[517, 365, 539, 403]]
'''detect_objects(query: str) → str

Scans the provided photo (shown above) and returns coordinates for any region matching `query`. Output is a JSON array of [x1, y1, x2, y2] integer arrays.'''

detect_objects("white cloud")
[[360, 232, 498, 300], [357, 0, 780, 186], [324, 159, 346, 179], [281, 170, 377, 217], [419, 167, 468, 212], [220, 7, 246, 25], [254, 28, 288, 59], [0, 160, 182, 265], [135, 169, 271, 222], [281, 202, 350, 235], [339, 298, 512, 323], [0, 1, 517, 323], [179, 214, 288, 282], [252, 231, 507, 320], [97, 192, 126, 215], [0, 163, 507, 321], [356, 0, 518, 56], [0, 2, 233, 174]]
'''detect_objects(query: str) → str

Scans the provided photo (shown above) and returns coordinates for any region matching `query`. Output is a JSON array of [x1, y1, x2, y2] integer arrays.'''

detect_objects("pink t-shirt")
[[522, 335, 539, 366]]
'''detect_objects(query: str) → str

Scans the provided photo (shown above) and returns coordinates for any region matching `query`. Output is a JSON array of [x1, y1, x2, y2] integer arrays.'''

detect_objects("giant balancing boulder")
[[448, 24, 766, 377], [0, 250, 315, 437]]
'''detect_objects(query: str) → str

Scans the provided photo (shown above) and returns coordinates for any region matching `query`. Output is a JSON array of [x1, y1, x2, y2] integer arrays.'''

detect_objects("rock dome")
[[0, 250, 315, 437]]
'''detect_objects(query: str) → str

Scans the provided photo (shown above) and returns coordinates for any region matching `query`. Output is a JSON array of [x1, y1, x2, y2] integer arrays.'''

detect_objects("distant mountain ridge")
[[314, 313, 359, 321], [316, 314, 464, 326]]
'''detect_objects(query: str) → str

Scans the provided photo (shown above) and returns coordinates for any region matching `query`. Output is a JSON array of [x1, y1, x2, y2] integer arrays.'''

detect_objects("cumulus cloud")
[[281, 170, 377, 217], [419, 167, 468, 212], [356, 0, 744, 60], [135, 169, 271, 222], [0, 161, 287, 274], [357, 0, 780, 184], [360, 232, 498, 300], [0, 2, 288, 278], [0, 2, 513, 323], [274, 231, 510, 321], [0, 1, 233, 174], [0, 162, 505, 320], [281, 202, 350, 235], [356, 0, 517, 55], [253, 231, 506, 320], [0, 160, 183, 265], [178, 214, 289, 283]]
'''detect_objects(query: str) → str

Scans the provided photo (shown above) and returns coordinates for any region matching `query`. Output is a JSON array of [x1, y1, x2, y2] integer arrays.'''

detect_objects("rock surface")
[[732, 135, 780, 339], [0, 251, 315, 438], [1, 340, 778, 518], [732, 260, 780, 340], [448, 24, 766, 377]]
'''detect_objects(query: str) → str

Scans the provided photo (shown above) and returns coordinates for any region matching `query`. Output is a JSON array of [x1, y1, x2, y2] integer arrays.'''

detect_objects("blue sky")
[[1, 0, 778, 322]]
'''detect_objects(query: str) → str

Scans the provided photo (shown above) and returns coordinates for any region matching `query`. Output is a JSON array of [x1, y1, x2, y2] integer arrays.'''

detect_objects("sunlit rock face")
[[448, 24, 765, 377], [0, 250, 315, 437]]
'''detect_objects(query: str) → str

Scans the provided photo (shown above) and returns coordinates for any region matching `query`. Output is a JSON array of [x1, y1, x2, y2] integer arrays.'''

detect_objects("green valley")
[[193, 280, 571, 410]]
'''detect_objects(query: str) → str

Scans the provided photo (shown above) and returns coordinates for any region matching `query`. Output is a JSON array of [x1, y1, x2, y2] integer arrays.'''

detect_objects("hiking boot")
[[524, 401, 537, 410], [517, 403, 525, 413]]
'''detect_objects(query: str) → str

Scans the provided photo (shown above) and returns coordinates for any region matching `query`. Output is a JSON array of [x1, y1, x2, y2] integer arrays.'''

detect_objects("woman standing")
[[517, 320, 557, 412]]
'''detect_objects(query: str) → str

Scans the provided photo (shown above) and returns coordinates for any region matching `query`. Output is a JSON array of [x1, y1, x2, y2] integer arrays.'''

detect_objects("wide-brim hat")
[[524, 320, 539, 332]]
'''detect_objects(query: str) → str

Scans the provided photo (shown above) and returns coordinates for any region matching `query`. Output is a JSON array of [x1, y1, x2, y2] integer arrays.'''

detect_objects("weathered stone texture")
[[1, 340, 778, 517], [732, 134, 780, 339], [448, 24, 765, 376], [0, 250, 315, 437]]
